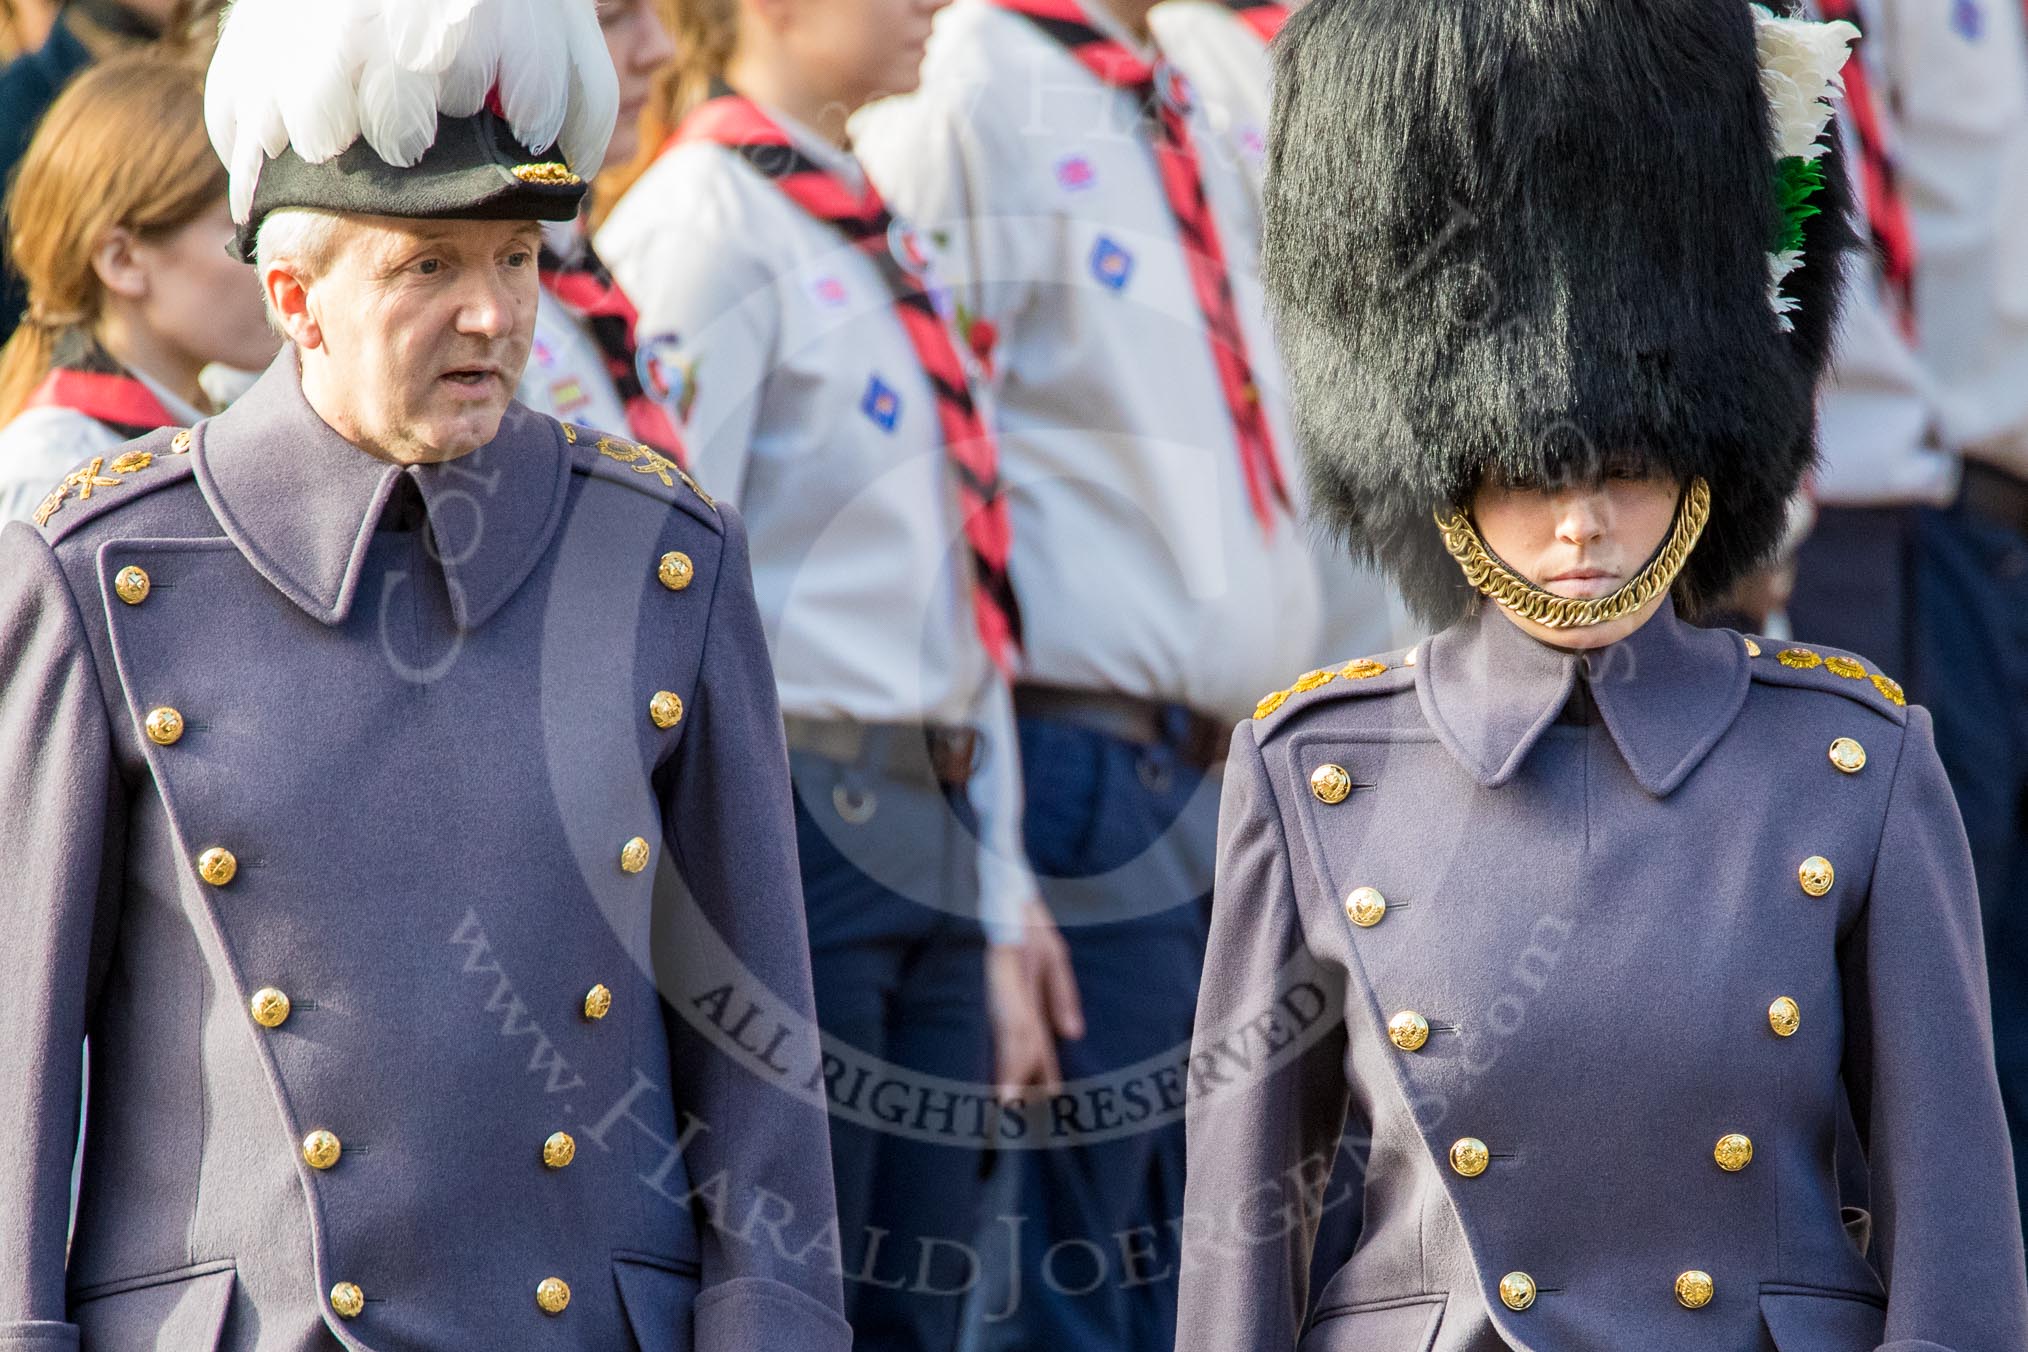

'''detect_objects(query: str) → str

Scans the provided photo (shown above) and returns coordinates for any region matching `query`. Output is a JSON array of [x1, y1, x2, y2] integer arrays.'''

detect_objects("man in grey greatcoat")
[[0, 1, 851, 1349]]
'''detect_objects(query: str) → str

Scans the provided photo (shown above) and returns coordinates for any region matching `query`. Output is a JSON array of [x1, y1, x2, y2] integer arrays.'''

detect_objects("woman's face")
[[1469, 465, 1684, 650], [781, 0, 946, 113], [133, 198, 282, 377], [598, 0, 679, 167]]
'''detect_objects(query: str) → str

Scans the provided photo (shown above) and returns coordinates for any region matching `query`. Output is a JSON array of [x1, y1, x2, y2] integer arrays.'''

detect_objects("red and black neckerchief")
[[993, 0, 1292, 535], [1222, 0, 1290, 42], [24, 331, 179, 440], [671, 93, 1024, 674], [539, 233, 692, 465], [1814, 0, 1918, 337]]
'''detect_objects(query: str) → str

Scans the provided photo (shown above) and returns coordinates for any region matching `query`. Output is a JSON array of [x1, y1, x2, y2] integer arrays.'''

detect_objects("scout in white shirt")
[[855, 2, 1320, 1347], [597, 3, 1072, 1347], [515, 0, 682, 451], [1150, 0, 1418, 665], [1785, 0, 2028, 1247], [0, 51, 275, 524]]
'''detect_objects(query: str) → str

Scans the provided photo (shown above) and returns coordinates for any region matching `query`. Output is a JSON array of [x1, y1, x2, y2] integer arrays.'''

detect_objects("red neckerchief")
[[1815, 0, 1918, 337], [1222, 0, 1290, 42], [672, 94, 1024, 673], [993, 0, 1292, 534], [539, 236, 691, 464], [25, 334, 178, 440]]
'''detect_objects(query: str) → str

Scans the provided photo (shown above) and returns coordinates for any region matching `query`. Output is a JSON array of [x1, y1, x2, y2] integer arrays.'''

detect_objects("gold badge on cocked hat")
[[512, 161, 582, 186]]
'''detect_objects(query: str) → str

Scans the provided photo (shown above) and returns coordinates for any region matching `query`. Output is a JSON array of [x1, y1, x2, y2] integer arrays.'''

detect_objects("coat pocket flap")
[[613, 1254, 700, 1352], [1760, 1287, 1888, 1350], [1300, 1293, 1445, 1351], [71, 1262, 234, 1351]]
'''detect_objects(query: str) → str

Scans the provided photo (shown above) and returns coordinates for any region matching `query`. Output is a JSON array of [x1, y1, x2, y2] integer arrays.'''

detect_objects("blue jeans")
[[792, 750, 992, 1352], [969, 713, 1219, 1352]]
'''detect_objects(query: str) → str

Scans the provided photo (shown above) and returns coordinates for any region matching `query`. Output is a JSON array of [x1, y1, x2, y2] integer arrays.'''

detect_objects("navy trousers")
[[1790, 499, 2028, 1240], [970, 713, 1220, 1352], [791, 748, 992, 1352]]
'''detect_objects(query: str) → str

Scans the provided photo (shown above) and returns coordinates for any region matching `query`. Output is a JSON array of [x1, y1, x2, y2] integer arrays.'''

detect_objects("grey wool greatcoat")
[[1176, 598, 2028, 1352], [0, 354, 853, 1352]]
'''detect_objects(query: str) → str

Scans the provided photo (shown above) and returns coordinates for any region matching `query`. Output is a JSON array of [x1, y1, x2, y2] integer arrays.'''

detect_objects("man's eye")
[[506, 251, 533, 268], [417, 258, 443, 276]]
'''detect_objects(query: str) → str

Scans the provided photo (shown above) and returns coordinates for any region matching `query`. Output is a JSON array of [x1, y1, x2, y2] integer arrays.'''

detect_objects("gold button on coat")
[[649, 691, 684, 729], [330, 1283, 364, 1319], [1345, 887, 1387, 928], [1310, 764, 1352, 804], [1675, 1270, 1715, 1308], [1714, 1134, 1754, 1172], [1799, 856, 1834, 898], [1450, 1138, 1490, 1177], [1388, 1010, 1430, 1052], [536, 1278, 571, 1314], [1828, 738, 1866, 774], [144, 707, 185, 746], [1498, 1272, 1537, 1311], [249, 988, 292, 1029], [657, 552, 694, 591], [114, 565, 151, 605], [543, 1132, 577, 1169], [302, 1130, 342, 1170], [620, 837, 651, 874], [584, 984, 613, 1020], [196, 847, 238, 887], [1768, 996, 1801, 1038]]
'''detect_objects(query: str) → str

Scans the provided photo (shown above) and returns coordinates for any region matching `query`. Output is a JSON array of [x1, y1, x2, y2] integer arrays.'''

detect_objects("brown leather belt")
[[1960, 459, 2028, 536], [781, 716, 981, 788], [1013, 684, 1230, 771]]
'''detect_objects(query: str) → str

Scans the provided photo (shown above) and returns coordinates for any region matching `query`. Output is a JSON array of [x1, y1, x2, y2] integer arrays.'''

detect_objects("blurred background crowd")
[[0, 1, 2021, 1350]]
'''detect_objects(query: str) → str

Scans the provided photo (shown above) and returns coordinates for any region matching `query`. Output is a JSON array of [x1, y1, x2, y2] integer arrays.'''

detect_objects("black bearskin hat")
[[1264, 0, 1856, 625]]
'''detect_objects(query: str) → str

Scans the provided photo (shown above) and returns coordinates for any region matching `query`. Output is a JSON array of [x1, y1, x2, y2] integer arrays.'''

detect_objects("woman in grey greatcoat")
[[1174, 2, 2028, 1349]]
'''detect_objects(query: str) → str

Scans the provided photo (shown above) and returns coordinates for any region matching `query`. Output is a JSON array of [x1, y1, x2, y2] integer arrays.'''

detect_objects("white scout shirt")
[[0, 370, 204, 527], [1150, 0, 1420, 662], [596, 110, 1033, 942], [1885, 0, 2028, 478], [853, 0, 1322, 723], [1148, 0, 1274, 197], [1812, 0, 2028, 503], [515, 220, 634, 435]]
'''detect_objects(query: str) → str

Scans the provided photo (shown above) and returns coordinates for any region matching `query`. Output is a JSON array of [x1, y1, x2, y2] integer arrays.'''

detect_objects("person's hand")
[[986, 898, 1085, 1101], [988, 944, 1057, 1102]]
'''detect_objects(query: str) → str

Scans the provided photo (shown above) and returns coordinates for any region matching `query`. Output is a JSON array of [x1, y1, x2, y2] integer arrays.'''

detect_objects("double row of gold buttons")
[[121, 543, 702, 1323], [1310, 733, 1870, 1315]]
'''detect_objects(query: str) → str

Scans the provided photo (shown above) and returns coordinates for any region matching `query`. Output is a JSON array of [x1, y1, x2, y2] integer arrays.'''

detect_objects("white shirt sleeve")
[[966, 671, 1036, 947], [595, 152, 781, 499]]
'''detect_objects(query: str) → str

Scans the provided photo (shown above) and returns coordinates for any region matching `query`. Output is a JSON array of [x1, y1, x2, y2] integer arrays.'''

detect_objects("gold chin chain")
[[1434, 476, 1712, 630]]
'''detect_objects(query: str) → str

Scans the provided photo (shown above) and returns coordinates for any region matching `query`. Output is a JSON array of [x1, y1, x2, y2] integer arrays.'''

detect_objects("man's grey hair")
[[253, 208, 347, 337]]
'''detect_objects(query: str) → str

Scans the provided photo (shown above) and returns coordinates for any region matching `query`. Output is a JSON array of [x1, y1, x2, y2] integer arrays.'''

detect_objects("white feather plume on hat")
[[206, 0, 619, 223]]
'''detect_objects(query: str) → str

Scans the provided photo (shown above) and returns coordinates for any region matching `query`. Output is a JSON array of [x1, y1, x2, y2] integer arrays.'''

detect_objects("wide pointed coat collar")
[[1414, 598, 1750, 798], [193, 351, 571, 630]]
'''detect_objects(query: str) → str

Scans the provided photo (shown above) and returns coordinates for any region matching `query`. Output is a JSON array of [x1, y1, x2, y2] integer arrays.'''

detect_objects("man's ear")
[[91, 227, 148, 302], [264, 263, 323, 350]]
